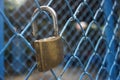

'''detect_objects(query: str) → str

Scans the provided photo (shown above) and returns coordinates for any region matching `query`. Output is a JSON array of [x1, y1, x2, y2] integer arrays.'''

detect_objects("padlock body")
[[34, 36, 64, 72]]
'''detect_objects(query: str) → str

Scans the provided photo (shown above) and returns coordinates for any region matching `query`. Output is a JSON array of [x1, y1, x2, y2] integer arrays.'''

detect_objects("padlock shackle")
[[32, 6, 58, 37]]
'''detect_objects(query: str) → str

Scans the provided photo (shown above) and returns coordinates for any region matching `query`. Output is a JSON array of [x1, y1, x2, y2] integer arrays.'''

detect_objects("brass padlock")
[[32, 6, 64, 72]]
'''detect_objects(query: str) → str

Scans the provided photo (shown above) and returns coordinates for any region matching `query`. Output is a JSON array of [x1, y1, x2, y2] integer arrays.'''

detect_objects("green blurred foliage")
[[5, 0, 27, 11]]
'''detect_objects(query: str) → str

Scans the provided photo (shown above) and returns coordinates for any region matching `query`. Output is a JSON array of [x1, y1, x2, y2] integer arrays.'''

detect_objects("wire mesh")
[[0, 0, 120, 80]]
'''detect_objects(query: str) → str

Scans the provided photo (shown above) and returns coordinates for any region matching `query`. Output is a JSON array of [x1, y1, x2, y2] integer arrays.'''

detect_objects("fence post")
[[103, 0, 117, 79], [0, 0, 4, 79]]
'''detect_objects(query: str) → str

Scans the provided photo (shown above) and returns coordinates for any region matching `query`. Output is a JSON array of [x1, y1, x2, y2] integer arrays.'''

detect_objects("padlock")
[[32, 6, 64, 72]]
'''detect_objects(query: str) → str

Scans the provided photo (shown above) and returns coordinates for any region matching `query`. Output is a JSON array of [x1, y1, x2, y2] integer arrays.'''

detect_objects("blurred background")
[[0, 0, 120, 80]]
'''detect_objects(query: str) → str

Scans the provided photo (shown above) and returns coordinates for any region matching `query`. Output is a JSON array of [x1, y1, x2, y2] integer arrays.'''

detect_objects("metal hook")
[[32, 6, 58, 37]]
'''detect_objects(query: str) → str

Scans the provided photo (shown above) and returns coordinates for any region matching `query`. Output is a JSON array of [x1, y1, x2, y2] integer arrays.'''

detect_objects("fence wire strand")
[[0, 0, 120, 80]]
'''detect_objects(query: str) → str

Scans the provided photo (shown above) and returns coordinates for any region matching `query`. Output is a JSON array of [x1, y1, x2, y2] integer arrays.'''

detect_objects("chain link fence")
[[0, 0, 120, 80]]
